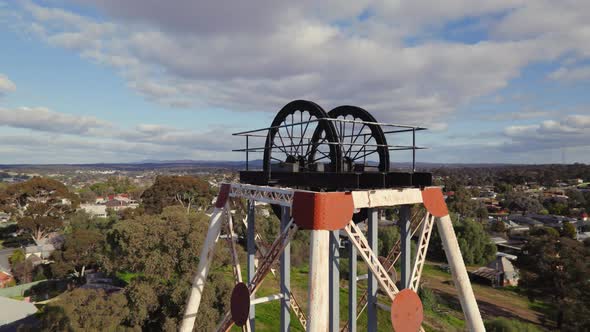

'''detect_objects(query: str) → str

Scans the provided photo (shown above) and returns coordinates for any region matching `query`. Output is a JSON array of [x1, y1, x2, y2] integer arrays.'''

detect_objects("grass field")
[[220, 261, 548, 331]]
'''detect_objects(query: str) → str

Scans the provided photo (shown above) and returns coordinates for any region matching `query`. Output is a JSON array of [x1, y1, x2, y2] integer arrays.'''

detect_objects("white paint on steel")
[[436, 215, 485, 332], [409, 213, 435, 291], [235, 200, 307, 329], [228, 183, 295, 206], [251, 293, 284, 305], [180, 206, 225, 332], [227, 184, 429, 209], [217, 220, 298, 332], [376, 302, 392, 312], [344, 221, 399, 300], [351, 188, 423, 208], [307, 230, 330, 332]]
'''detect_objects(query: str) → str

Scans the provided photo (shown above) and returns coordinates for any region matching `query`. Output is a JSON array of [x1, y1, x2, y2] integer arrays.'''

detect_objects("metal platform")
[[239, 170, 432, 189]]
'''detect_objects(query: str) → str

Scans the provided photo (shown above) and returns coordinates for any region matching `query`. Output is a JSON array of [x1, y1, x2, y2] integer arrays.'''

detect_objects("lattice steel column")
[[247, 199, 256, 332], [280, 206, 291, 332], [329, 230, 340, 332], [367, 208, 378, 332], [400, 205, 411, 289]]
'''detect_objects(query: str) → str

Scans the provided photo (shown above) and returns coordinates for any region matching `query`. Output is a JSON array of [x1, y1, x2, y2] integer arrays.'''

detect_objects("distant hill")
[[0, 160, 584, 172]]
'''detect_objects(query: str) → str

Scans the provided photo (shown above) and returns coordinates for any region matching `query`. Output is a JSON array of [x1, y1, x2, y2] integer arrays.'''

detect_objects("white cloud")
[[0, 107, 110, 135], [0, 74, 16, 95], [548, 66, 590, 82], [0, 105, 238, 157], [5, 1, 590, 162], [502, 114, 590, 152], [15, 0, 582, 130]]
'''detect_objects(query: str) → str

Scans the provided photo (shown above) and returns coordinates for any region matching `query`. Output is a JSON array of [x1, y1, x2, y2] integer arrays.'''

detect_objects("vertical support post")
[[329, 230, 340, 332], [348, 241, 357, 332], [400, 205, 411, 289], [247, 200, 256, 332], [412, 128, 416, 172], [307, 230, 330, 332], [246, 135, 249, 171], [280, 206, 291, 332], [367, 208, 378, 332], [436, 215, 486, 332], [180, 207, 225, 332]]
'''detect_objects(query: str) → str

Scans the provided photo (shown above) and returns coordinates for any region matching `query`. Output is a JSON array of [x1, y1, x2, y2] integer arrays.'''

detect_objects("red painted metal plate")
[[421, 187, 449, 217], [215, 183, 231, 208], [230, 282, 250, 326], [391, 289, 423, 332], [291, 191, 354, 230]]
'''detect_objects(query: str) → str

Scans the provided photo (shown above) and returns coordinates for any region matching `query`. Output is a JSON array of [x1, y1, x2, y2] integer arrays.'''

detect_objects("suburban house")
[[23, 233, 63, 264], [25, 244, 56, 263], [81, 194, 138, 217], [471, 256, 519, 287], [80, 204, 107, 218]]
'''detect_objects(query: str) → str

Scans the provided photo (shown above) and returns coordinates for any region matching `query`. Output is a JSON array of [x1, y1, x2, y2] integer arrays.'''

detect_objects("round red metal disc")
[[391, 289, 423, 332], [230, 282, 250, 326]]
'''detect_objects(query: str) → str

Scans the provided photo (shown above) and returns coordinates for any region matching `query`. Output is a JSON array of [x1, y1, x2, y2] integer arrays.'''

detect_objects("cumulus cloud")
[[5, 1, 590, 162], [0, 105, 238, 159], [15, 0, 585, 129], [0, 74, 16, 95], [0, 107, 111, 135], [548, 66, 590, 82], [502, 114, 590, 152]]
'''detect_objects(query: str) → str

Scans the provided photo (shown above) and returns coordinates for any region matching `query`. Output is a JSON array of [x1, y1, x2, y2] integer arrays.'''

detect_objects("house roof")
[[508, 215, 543, 226], [0, 296, 38, 325], [0, 271, 13, 281], [487, 256, 516, 274], [471, 267, 496, 281]]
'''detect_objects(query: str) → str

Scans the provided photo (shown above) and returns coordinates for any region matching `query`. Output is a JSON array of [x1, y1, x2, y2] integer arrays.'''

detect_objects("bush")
[[485, 317, 541, 332], [418, 287, 438, 312]]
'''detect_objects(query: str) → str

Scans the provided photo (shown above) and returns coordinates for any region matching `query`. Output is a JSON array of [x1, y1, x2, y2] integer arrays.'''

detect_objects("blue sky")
[[0, 0, 589, 164]]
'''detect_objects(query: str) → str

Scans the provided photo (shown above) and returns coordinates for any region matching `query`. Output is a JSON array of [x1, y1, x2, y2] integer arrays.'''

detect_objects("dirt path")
[[421, 265, 546, 327]]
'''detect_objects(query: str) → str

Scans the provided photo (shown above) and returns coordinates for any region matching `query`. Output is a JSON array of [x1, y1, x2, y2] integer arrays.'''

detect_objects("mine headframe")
[[233, 100, 432, 191]]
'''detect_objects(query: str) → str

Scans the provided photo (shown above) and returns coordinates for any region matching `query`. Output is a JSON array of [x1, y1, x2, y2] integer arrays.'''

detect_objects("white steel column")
[[180, 207, 225, 332], [329, 230, 340, 332], [400, 205, 411, 289], [280, 206, 291, 332], [367, 209, 378, 332], [436, 215, 485, 332], [247, 200, 256, 332], [348, 241, 357, 332], [307, 230, 330, 332]]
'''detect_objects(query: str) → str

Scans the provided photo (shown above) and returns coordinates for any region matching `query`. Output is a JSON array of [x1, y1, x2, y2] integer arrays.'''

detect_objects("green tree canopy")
[[51, 228, 103, 281], [561, 222, 577, 239], [502, 192, 543, 214], [141, 175, 211, 214], [429, 215, 496, 265], [39, 289, 129, 331], [1, 178, 78, 244], [516, 231, 590, 330], [104, 206, 209, 279]]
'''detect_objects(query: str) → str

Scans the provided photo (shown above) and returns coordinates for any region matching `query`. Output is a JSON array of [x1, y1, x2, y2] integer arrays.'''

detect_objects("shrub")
[[485, 317, 541, 332]]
